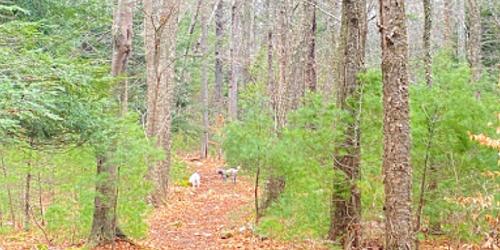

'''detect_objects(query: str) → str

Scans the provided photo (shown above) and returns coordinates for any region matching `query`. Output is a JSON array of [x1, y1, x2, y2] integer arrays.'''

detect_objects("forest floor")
[[90, 155, 499, 250], [0, 155, 491, 249], [137, 155, 328, 250], [0, 155, 326, 250]]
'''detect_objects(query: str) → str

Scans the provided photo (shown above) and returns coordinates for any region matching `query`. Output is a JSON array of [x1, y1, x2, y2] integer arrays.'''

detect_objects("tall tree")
[[266, 0, 274, 105], [214, 0, 225, 114], [229, 0, 241, 120], [275, 0, 288, 129], [200, 1, 209, 159], [304, 0, 317, 92], [456, 0, 467, 58], [379, 0, 414, 249], [466, 0, 482, 82], [328, 0, 366, 248], [89, 0, 134, 245], [144, 0, 180, 204], [423, 0, 432, 86], [443, 0, 454, 48], [241, 0, 255, 83], [321, 0, 341, 98]]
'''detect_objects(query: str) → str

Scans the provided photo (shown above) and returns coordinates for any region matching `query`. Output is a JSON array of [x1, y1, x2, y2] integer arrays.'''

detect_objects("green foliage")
[[0, 115, 160, 242], [359, 52, 498, 240], [224, 52, 498, 242], [0, 3, 159, 243], [224, 84, 344, 239]]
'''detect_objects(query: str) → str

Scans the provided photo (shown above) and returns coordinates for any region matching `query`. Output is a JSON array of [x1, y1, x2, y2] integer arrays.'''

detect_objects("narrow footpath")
[[142, 155, 325, 250]]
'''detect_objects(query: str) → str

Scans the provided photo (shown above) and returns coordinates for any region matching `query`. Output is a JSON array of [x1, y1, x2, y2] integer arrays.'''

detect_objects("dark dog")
[[217, 166, 240, 184]]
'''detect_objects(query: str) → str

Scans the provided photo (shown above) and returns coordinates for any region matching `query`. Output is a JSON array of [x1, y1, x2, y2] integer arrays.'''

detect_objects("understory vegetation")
[[224, 52, 499, 243], [1, 0, 499, 249]]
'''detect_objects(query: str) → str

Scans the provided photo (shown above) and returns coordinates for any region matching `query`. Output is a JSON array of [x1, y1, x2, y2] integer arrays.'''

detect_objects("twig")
[[28, 208, 51, 245], [415, 105, 439, 248]]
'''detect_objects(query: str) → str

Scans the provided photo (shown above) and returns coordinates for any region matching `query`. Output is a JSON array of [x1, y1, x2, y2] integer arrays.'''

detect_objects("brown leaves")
[[142, 155, 326, 250], [468, 131, 500, 150]]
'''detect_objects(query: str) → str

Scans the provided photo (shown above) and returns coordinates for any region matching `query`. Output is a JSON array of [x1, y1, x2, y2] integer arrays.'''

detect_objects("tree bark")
[[89, 0, 134, 245], [214, 0, 225, 114], [266, 0, 274, 109], [1, 155, 15, 228], [379, 0, 414, 249], [423, 0, 433, 86], [328, 0, 366, 248], [89, 156, 121, 245], [275, 0, 288, 129], [322, 0, 341, 99], [144, 0, 180, 204], [229, 0, 241, 121], [37, 172, 45, 226], [240, 0, 254, 84], [466, 0, 482, 82], [24, 170, 31, 231], [200, 1, 209, 159], [443, 0, 454, 48], [456, 0, 467, 59], [24, 139, 33, 231], [304, 0, 317, 92]]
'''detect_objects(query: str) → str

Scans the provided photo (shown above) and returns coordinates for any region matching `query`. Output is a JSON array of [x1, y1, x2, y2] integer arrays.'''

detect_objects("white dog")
[[188, 172, 201, 188]]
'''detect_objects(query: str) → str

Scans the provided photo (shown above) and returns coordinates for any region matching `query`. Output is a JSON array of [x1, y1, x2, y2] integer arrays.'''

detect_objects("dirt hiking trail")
[[141, 155, 325, 250]]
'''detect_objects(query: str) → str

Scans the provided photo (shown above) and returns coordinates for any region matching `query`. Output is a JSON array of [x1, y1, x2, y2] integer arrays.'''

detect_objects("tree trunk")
[[328, 1, 366, 248], [423, 0, 433, 86], [456, 0, 466, 59], [144, 0, 180, 204], [379, 0, 414, 249], [200, 1, 209, 159], [318, 0, 341, 97], [262, 176, 285, 210], [304, 0, 317, 92], [214, 0, 225, 114], [1, 155, 15, 228], [24, 170, 31, 231], [229, 0, 241, 121], [37, 172, 45, 226], [266, 0, 274, 109], [24, 140, 33, 231], [89, 0, 134, 245], [443, 0, 454, 48], [466, 0, 482, 83], [240, 0, 254, 84], [275, 0, 288, 129], [89, 156, 120, 245], [254, 165, 260, 224]]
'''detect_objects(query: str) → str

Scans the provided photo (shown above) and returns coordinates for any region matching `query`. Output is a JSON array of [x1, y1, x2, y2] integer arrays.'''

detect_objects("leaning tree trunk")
[[379, 0, 414, 249], [89, 0, 134, 245], [328, 0, 366, 248], [144, 0, 180, 205], [466, 0, 482, 83], [423, 0, 433, 86]]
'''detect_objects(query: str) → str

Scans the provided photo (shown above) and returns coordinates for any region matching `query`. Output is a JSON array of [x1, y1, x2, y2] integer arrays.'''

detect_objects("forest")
[[0, 0, 499, 249]]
